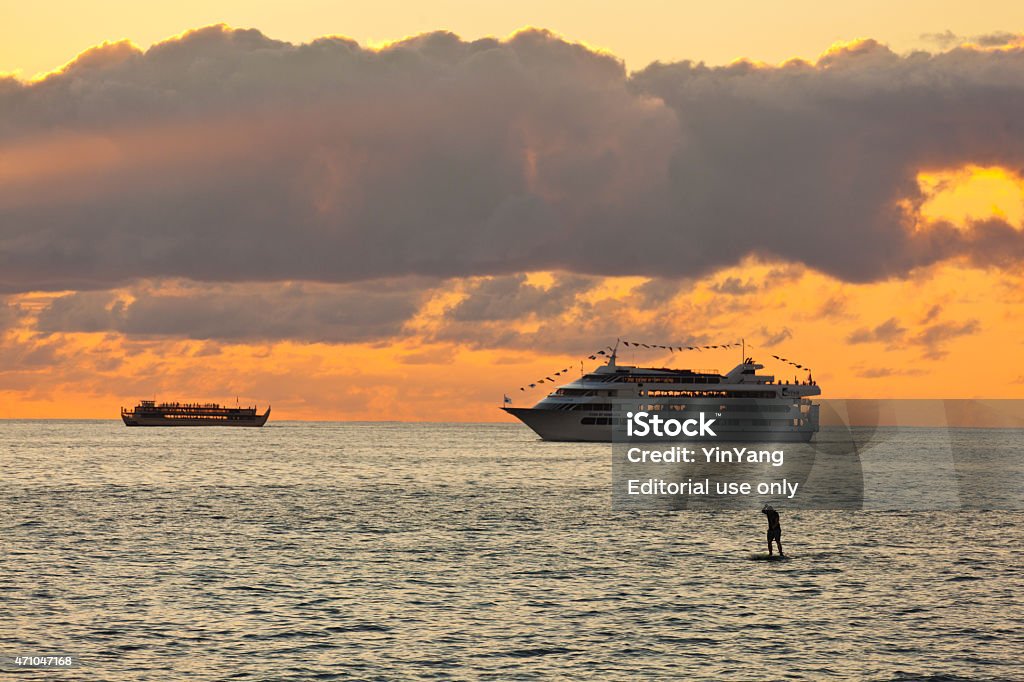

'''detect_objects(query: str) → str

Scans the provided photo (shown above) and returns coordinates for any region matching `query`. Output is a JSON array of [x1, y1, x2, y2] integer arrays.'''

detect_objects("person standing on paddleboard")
[[762, 505, 784, 557]]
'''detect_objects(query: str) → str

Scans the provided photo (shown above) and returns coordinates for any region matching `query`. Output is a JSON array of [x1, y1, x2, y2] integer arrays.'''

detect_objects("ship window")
[[574, 403, 613, 411]]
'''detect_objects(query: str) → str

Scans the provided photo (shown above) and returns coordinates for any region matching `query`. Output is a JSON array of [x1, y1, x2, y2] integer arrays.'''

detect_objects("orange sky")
[[3, 248, 1023, 421], [1, 14, 1023, 420], [3, 0, 1024, 78]]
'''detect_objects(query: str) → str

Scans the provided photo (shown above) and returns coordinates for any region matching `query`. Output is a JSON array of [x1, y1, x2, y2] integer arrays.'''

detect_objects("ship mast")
[[608, 338, 620, 367]]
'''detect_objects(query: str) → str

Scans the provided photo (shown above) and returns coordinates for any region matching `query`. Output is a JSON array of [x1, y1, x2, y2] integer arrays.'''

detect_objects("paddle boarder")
[[762, 505, 784, 557]]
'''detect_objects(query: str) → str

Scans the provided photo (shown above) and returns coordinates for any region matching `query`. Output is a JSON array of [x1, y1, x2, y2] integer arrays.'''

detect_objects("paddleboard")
[[747, 553, 789, 561]]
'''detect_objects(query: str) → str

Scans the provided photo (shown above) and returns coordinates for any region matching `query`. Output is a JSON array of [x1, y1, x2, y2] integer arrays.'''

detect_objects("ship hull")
[[122, 408, 270, 427], [502, 407, 815, 443]]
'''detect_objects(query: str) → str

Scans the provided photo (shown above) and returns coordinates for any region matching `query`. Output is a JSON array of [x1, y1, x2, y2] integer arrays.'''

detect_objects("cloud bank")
[[1, 26, 1023, 295], [33, 280, 429, 343]]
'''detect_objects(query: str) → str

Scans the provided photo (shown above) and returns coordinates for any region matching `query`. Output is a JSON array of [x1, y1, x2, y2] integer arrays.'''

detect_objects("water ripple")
[[1, 421, 1021, 680]]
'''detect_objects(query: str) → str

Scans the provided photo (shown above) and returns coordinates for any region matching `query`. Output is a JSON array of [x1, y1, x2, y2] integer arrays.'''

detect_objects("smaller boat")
[[121, 400, 270, 427]]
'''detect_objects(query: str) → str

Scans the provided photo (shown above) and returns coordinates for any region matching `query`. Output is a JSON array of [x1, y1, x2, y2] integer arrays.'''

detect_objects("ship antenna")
[[742, 337, 745, 364]]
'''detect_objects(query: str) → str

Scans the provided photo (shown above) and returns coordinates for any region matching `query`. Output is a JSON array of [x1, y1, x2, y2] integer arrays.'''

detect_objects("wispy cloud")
[[921, 30, 1021, 49], [915, 319, 980, 359], [847, 318, 907, 345], [847, 315, 979, 359]]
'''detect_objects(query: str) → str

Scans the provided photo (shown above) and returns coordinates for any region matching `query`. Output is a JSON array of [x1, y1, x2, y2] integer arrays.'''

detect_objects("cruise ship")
[[121, 400, 271, 427], [503, 345, 819, 442]]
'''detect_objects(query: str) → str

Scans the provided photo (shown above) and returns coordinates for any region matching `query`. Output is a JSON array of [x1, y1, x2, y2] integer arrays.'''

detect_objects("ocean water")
[[1, 421, 1022, 680]]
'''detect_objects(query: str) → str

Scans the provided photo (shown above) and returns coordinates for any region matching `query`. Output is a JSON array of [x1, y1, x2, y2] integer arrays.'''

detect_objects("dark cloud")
[[0, 300, 24, 330], [709, 266, 802, 296], [0, 26, 673, 292], [814, 295, 849, 319], [191, 342, 223, 357], [711, 277, 759, 295], [921, 304, 942, 323], [860, 367, 897, 378], [920, 31, 961, 49], [34, 291, 124, 333], [398, 347, 456, 365], [628, 40, 1024, 282], [0, 335, 63, 374], [758, 327, 793, 346], [446, 273, 597, 321], [915, 319, 980, 359], [846, 315, 979, 359], [431, 292, 699, 357], [972, 32, 1022, 47], [858, 367, 926, 378], [630, 277, 689, 306], [35, 280, 428, 342], [847, 318, 907, 344], [921, 30, 1020, 49], [1, 27, 1023, 293]]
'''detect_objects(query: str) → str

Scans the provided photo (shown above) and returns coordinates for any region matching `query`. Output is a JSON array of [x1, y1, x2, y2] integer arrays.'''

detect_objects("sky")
[[1, 2, 1023, 419], [4, 0, 1024, 78]]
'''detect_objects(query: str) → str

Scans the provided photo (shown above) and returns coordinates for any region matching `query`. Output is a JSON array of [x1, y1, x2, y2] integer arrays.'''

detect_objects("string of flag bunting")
[[768, 354, 810, 372], [515, 340, 812, 393], [518, 345, 616, 391], [622, 340, 743, 352], [622, 340, 812, 375]]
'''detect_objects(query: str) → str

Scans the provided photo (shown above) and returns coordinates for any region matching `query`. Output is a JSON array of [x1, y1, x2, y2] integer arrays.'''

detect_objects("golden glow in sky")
[[918, 167, 1024, 230], [4, 0, 1024, 78], [3, 256, 1023, 420]]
